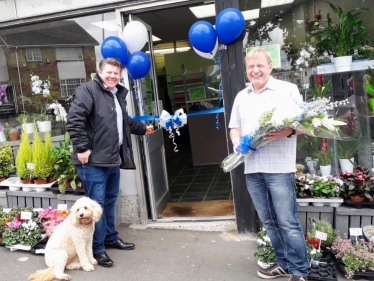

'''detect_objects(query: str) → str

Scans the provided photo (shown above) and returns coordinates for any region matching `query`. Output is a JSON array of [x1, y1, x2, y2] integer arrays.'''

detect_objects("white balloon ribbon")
[[159, 109, 188, 152]]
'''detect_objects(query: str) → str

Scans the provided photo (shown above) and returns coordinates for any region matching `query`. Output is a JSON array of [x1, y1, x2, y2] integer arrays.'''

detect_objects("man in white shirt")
[[229, 48, 308, 281]]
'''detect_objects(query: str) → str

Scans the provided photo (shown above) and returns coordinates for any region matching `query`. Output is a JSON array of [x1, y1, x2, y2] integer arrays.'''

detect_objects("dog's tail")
[[28, 267, 55, 281]]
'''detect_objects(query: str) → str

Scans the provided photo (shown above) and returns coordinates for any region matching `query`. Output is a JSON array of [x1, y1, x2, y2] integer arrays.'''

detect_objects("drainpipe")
[[15, 46, 25, 112]]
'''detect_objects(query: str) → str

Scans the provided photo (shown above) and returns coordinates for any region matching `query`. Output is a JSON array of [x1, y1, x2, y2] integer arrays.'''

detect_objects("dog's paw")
[[66, 262, 82, 270], [90, 258, 98, 265], [82, 264, 95, 272], [55, 273, 71, 280]]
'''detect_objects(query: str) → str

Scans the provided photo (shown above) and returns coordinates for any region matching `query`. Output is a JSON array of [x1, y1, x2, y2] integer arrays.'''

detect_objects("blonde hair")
[[245, 47, 272, 66], [99, 58, 124, 71]]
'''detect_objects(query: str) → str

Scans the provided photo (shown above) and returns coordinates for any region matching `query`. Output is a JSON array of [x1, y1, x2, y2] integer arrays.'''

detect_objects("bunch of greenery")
[[308, 219, 339, 247], [254, 229, 276, 264], [313, 147, 334, 166], [308, 2, 370, 57], [337, 130, 362, 160], [0, 143, 14, 178], [51, 132, 79, 193], [340, 166, 373, 198], [15, 128, 33, 179], [32, 125, 51, 180], [15, 113, 33, 124], [310, 80, 331, 99]]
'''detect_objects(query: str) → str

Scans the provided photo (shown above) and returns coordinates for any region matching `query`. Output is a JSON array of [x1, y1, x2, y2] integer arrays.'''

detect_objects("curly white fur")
[[28, 197, 103, 281]]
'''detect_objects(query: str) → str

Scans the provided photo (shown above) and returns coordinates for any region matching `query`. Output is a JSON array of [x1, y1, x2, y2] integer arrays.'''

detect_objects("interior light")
[[261, 0, 294, 8], [242, 9, 260, 20], [91, 19, 118, 31], [189, 4, 215, 18], [152, 35, 162, 42], [146, 47, 191, 54]]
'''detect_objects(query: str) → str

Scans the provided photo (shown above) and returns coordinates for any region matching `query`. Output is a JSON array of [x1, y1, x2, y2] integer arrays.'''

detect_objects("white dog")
[[28, 197, 103, 281]]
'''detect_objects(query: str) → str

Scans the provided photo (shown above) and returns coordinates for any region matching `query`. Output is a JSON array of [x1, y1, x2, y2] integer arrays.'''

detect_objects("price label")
[[3, 208, 11, 213], [350, 228, 363, 236], [315, 231, 328, 241], [20, 211, 32, 220], [26, 163, 35, 170], [57, 204, 67, 210]]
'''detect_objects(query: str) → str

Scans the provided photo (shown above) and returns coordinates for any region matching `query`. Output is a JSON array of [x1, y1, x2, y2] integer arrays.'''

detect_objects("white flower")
[[312, 118, 321, 127], [263, 236, 271, 243], [310, 249, 317, 255], [320, 117, 346, 131], [257, 239, 266, 246]]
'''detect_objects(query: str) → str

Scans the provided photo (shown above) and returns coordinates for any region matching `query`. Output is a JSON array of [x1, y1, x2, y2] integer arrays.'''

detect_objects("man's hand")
[[78, 150, 91, 164], [232, 137, 241, 152], [146, 124, 154, 135], [265, 127, 293, 141]]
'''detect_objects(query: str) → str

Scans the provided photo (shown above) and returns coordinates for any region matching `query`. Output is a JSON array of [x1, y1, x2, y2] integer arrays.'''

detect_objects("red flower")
[[317, 74, 323, 86], [309, 237, 320, 248]]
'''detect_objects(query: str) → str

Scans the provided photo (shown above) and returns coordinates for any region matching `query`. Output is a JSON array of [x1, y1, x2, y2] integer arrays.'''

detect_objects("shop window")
[[60, 78, 86, 98], [56, 48, 83, 60], [25, 48, 42, 62]]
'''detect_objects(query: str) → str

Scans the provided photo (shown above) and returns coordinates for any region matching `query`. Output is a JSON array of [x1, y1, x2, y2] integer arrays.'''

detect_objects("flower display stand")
[[297, 198, 343, 207], [6, 190, 57, 209], [297, 206, 334, 234], [334, 206, 374, 236]]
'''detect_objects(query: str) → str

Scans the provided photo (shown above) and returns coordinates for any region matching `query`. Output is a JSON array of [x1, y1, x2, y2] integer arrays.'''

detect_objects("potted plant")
[[313, 139, 334, 176], [309, 2, 370, 72], [337, 130, 362, 173], [7, 127, 19, 141], [0, 143, 14, 181], [295, 173, 314, 199], [36, 107, 52, 133], [15, 128, 33, 184], [311, 175, 345, 203], [16, 113, 34, 134], [330, 235, 374, 279], [31, 125, 50, 184], [307, 219, 339, 248], [339, 166, 372, 202], [254, 229, 276, 269]]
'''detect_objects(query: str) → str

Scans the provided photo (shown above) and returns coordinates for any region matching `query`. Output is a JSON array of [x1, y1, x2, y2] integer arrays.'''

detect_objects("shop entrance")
[[118, 2, 235, 222]]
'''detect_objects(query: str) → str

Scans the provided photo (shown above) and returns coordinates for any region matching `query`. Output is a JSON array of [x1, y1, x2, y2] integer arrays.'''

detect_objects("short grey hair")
[[245, 47, 272, 66]]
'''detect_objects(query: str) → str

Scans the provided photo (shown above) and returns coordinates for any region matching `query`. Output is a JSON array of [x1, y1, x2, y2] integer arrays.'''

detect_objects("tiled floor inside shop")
[[166, 143, 232, 203]]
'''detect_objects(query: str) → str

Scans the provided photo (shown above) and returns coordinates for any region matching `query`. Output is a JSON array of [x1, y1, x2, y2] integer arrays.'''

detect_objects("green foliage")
[[313, 147, 334, 166], [15, 128, 32, 179], [312, 176, 345, 198], [308, 219, 339, 247], [32, 125, 51, 180], [297, 135, 320, 154], [337, 130, 362, 159], [254, 229, 276, 264], [51, 132, 78, 193], [309, 2, 370, 57], [3, 122, 10, 140], [15, 113, 33, 124], [310, 80, 331, 99], [0, 143, 14, 177]]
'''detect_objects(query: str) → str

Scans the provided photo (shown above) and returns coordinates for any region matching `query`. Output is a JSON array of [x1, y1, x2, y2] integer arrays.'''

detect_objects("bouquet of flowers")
[[221, 97, 348, 173], [38, 206, 70, 237]]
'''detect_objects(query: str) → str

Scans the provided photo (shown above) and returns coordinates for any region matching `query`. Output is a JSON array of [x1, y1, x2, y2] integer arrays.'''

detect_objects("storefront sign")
[[246, 44, 281, 69]]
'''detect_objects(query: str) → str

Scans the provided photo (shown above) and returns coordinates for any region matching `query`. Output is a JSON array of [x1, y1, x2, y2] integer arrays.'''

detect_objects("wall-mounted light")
[[146, 46, 191, 54]]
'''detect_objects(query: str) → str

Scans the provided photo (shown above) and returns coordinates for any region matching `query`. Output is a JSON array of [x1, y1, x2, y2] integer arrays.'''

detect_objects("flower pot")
[[0, 131, 6, 142], [320, 165, 331, 177], [339, 158, 354, 173], [8, 131, 19, 141], [47, 177, 56, 183], [22, 123, 34, 134], [35, 186, 47, 192], [20, 179, 33, 184], [22, 186, 33, 192], [37, 121, 51, 132], [64, 181, 71, 188], [349, 195, 366, 202], [333, 55, 352, 72], [34, 179, 47, 185], [9, 186, 21, 191], [312, 198, 325, 206]]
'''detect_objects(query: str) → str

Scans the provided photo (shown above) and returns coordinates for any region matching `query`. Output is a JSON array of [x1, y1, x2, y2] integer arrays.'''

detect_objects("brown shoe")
[[288, 276, 308, 281], [257, 264, 290, 279]]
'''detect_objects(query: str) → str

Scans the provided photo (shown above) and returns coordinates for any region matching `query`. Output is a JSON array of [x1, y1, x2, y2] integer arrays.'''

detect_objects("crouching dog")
[[28, 197, 103, 281]]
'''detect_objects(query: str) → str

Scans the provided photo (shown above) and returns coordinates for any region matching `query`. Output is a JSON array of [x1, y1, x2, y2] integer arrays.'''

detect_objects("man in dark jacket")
[[67, 57, 153, 267]]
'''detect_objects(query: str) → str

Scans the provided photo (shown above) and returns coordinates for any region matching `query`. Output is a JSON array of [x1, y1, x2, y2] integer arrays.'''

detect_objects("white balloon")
[[123, 21, 148, 53], [193, 38, 218, 59]]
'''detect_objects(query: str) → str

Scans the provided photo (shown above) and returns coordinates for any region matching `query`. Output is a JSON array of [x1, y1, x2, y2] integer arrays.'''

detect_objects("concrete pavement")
[[0, 223, 346, 281]]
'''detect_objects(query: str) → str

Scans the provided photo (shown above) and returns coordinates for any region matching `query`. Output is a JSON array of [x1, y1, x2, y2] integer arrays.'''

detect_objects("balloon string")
[[168, 130, 178, 152], [214, 47, 225, 130], [133, 83, 150, 143]]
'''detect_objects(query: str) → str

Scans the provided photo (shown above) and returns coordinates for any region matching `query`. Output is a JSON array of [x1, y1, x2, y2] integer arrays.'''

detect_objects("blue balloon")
[[215, 8, 245, 44], [101, 36, 129, 66], [189, 21, 217, 53], [127, 51, 151, 79]]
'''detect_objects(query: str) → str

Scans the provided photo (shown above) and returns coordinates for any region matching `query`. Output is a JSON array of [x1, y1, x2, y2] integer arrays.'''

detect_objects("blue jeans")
[[246, 173, 308, 276], [76, 165, 120, 254]]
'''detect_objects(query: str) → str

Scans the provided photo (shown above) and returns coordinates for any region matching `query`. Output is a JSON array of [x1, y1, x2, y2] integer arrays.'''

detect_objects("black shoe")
[[93, 252, 113, 267], [105, 238, 135, 250]]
